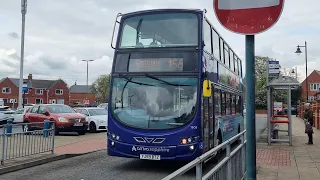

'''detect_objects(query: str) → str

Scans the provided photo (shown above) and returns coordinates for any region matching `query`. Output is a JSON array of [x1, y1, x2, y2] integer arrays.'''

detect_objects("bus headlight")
[[189, 145, 194, 151], [181, 136, 199, 144], [108, 131, 121, 141]]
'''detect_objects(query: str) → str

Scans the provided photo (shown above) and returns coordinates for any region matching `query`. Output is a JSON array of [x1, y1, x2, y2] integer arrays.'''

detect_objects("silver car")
[[75, 107, 108, 133]]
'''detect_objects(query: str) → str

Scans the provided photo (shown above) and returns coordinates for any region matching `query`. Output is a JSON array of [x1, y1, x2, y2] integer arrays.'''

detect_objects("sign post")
[[213, 1, 285, 179]]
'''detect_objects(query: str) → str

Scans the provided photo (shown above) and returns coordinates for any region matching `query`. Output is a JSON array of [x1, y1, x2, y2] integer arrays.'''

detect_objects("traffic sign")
[[213, 0, 285, 35], [83, 100, 89, 105], [22, 83, 28, 93], [268, 61, 280, 77]]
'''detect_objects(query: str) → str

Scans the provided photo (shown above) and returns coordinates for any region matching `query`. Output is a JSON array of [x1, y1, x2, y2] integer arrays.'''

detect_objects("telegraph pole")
[[18, 0, 27, 109]]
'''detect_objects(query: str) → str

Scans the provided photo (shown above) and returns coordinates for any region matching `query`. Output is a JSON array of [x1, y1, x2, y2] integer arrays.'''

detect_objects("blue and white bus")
[[107, 9, 244, 161]]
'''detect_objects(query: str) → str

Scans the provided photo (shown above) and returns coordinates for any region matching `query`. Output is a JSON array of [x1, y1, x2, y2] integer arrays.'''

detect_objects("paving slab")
[[257, 116, 320, 180]]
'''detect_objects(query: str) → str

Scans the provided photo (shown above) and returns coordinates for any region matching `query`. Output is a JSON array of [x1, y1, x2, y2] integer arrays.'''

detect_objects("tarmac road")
[[0, 116, 267, 180]]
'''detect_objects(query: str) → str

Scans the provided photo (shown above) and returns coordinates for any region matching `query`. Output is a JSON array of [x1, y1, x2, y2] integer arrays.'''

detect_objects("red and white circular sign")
[[213, 0, 285, 35]]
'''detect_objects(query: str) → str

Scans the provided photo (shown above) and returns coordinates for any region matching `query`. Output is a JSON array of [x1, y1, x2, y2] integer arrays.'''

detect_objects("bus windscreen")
[[118, 12, 199, 48]]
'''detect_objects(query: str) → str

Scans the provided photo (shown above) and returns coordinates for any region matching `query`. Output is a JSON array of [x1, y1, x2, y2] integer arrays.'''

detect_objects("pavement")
[[0, 127, 107, 175], [256, 116, 320, 180]]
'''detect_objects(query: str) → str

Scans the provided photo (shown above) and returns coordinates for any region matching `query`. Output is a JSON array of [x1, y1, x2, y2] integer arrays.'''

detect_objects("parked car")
[[13, 107, 31, 123], [97, 103, 108, 110], [23, 104, 88, 135], [0, 106, 15, 125], [75, 107, 108, 133]]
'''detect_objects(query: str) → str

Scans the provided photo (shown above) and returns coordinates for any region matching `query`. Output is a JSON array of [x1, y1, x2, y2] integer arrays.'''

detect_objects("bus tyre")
[[236, 125, 241, 144], [212, 131, 222, 163]]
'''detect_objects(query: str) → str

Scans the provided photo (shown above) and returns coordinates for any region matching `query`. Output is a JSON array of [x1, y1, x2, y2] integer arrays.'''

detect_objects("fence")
[[0, 119, 55, 165], [162, 130, 246, 180], [298, 101, 320, 129]]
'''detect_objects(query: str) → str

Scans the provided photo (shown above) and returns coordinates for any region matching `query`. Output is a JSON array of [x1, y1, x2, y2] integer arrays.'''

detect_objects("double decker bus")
[[107, 8, 244, 161]]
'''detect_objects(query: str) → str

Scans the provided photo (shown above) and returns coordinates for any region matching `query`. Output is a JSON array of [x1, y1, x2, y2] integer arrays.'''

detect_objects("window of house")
[[49, 99, 56, 104], [23, 98, 28, 104], [35, 98, 43, 104], [55, 89, 63, 95], [36, 89, 43, 94], [2, 87, 11, 94], [203, 20, 212, 53], [308, 96, 314, 101], [310, 83, 320, 91]]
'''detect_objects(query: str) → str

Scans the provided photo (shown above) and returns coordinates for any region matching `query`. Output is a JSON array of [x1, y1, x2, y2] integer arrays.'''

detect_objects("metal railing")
[[162, 130, 246, 180], [0, 120, 55, 165]]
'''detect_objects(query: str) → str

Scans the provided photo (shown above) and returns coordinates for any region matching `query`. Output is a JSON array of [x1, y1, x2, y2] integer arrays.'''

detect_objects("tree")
[[254, 56, 289, 109], [91, 74, 110, 103]]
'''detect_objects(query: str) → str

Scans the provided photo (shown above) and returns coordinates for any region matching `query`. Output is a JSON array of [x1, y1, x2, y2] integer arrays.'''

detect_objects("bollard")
[[5, 119, 13, 137], [43, 120, 50, 137]]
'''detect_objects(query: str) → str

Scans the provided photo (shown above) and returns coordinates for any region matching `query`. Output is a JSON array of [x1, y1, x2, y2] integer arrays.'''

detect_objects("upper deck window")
[[118, 12, 198, 48]]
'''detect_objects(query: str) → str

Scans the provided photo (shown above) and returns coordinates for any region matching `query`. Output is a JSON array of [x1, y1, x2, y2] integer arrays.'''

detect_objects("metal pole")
[[266, 61, 271, 145], [86, 61, 88, 100], [245, 35, 256, 180], [18, 0, 27, 109], [305, 41, 308, 102], [288, 86, 292, 145]]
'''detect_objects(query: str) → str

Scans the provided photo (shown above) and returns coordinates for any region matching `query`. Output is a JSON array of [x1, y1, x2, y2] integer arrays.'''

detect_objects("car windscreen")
[[47, 105, 76, 113]]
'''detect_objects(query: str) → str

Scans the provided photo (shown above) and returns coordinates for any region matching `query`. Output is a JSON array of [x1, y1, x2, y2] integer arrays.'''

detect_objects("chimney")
[[28, 74, 32, 81]]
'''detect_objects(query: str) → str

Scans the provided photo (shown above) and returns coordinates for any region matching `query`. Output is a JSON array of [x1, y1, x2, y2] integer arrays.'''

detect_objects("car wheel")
[[89, 122, 97, 133]]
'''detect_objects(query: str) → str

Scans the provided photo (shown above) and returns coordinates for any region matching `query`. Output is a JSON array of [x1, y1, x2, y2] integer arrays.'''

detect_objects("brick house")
[[69, 84, 96, 106], [300, 70, 320, 102], [0, 74, 70, 108]]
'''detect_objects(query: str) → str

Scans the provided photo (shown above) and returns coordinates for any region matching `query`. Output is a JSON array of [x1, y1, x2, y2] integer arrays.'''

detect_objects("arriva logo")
[[131, 146, 170, 152]]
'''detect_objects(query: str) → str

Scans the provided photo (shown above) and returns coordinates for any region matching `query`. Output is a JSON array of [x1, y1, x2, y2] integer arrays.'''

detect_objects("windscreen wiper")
[[119, 74, 154, 86], [119, 73, 154, 108], [144, 73, 191, 87]]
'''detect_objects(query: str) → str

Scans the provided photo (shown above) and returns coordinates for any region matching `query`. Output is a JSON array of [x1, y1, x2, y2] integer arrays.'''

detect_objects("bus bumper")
[[107, 138, 202, 161]]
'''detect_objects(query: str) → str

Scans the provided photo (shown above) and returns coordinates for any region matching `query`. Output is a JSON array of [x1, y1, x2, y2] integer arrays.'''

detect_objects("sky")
[[0, 0, 319, 86]]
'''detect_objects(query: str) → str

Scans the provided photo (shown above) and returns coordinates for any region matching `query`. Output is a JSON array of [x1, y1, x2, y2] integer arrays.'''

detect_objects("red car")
[[23, 104, 88, 135]]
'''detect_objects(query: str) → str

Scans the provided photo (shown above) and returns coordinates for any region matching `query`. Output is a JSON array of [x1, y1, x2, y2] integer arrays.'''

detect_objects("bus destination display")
[[128, 58, 184, 72]]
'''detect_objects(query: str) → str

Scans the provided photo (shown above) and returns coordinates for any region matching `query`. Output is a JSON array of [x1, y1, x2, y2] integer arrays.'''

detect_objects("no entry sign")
[[213, 0, 285, 35]]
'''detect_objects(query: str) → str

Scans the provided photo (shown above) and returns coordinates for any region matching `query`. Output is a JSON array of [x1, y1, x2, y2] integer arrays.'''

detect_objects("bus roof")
[[120, 8, 203, 17]]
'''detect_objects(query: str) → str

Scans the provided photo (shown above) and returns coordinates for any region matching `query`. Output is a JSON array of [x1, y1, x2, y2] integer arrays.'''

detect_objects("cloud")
[[0, 0, 319, 86], [8, 32, 19, 39]]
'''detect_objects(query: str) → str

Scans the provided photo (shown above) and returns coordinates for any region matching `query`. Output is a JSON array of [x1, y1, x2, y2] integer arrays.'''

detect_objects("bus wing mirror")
[[203, 80, 212, 97], [111, 13, 123, 49]]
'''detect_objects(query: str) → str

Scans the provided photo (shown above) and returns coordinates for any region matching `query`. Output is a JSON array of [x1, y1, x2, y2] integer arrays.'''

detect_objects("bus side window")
[[214, 89, 221, 116], [221, 92, 226, 116], [236, 95, 241, 114], [226, 93, 231, 115], [231, 94, 236, 115]]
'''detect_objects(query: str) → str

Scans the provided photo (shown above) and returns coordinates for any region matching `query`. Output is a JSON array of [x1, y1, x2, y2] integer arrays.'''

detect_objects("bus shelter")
[[267, 76, 300, 146]]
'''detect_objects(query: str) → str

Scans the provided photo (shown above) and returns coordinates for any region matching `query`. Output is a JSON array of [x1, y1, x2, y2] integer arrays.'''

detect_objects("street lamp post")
[[295, 41, 308, 102], [18, 0, 27, 109], [82, 60, 94, 103]]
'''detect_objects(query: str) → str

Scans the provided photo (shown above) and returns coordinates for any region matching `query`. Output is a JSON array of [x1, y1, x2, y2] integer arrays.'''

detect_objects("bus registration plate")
[[139, 154, 160, 160]]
